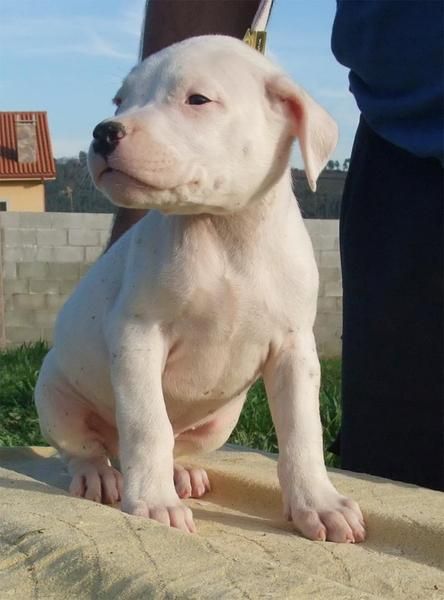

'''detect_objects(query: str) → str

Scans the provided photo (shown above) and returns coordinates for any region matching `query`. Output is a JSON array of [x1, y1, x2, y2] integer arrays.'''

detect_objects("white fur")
[[35, 36, 365, 542]]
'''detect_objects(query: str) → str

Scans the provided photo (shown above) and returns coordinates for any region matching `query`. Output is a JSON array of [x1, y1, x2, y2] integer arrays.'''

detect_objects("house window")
[[0, 200, 7, 211]]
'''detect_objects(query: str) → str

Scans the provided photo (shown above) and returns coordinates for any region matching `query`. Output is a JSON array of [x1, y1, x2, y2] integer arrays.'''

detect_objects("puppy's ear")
[[266, 76, 338, 192]]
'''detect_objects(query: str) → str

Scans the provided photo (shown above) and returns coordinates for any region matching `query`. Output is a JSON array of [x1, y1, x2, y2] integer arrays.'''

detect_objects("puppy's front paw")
[[68, 456, 123, 505], [123, 496, 196, 533], [284, 483, 366, 543], [174, 464, 211, 499]]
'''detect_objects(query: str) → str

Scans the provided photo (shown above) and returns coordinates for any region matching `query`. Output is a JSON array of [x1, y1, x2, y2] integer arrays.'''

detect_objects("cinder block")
[[45, 295, 69, 311], [325, 281, 343, 298], [55, 246, 85, 262], [314, 313, 342, 343], [316, 341, 342, 359], [306, 233, 321, 248], [314, 315, 328, 332], [332, 297, 343, 312], [4, 246, 37, 262], [19, 213, 52, 228], [320, 250, 341, 268], [29, 280, 60, 295], [60, 280, 78, 294], [5, 326, 43, 345], [36, 247, 55, 261], [318, 336, 342, 359], [78, 264, 91, 278], [34, 310, 58, 327], [37, 228, 67, 247], [68, 229, 100, 246], [316, 297, 339, 313], [3, 228, 37, 246], [102, 215, 114, 228], [318, 220, 339, 236], [13, 293, 46, 310], [50, 213, 81, 228], [3, 263, 17, 280], [0, 213, 21, 228], [61, 213, 83, 228], [315, 313, 342, 332], [82, 213, 113, 229], [314, 312, 342, 329], [313, 333, 341, 358], [40, 327, 54, 344], [18, 262, 49, 279], [319, 267, 342, 284], [5, 309, 36, 327], [99, 229, 111, 247], [47, 262, 80, 280], [316, 235, 337, 251], [4, 279, 29, 295], [5, 296, 14, 311], [304, 220, 321, 237], [85, 246, 103, 263]]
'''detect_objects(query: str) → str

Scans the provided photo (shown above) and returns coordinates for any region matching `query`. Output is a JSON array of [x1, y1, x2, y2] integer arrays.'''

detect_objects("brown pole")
[[140, 0, 261, 59]]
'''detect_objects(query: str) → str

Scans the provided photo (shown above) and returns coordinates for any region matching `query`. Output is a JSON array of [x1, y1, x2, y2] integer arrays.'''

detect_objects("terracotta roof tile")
[[0, 111, 56, 180]]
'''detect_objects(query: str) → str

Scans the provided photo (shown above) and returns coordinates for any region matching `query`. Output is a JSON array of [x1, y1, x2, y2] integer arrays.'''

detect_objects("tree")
[[45, 156, 115, 213]]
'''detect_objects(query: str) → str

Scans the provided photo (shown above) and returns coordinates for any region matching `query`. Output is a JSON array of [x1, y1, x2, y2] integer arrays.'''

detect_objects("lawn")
[[0, 342, 341, 466]]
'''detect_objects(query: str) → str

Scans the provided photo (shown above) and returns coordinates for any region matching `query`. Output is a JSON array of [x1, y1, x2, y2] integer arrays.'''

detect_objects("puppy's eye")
[[112, 97, 122, 107], [187, 94, 212, 105]]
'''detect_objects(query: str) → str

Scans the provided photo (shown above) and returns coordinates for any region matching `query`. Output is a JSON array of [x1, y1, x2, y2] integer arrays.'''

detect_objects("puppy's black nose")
[[92, 121, 126, 157]]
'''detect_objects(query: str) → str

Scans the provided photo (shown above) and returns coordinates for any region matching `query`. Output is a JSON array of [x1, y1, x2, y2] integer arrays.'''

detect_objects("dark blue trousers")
[[338, 118, 444, 491]]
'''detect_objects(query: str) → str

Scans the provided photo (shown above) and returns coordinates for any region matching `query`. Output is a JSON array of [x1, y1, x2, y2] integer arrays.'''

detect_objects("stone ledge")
[[0, 446, 441, 600]]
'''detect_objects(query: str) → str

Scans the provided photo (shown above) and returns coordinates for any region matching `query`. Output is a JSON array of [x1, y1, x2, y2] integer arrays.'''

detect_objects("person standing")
[[332, 0, 443, 490]]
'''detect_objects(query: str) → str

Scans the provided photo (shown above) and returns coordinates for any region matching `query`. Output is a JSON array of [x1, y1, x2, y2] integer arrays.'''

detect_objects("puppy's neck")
[[139, 169, 301, 264], [205, 169, 297, 244]]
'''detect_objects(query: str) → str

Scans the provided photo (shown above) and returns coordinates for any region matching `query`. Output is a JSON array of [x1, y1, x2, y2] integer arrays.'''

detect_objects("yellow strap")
[[243, 29, 267, 54], [243, 0, 273, 53]]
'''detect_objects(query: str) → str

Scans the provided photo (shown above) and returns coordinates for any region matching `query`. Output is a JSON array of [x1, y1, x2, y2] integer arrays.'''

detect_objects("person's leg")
[[339, 117, 444, 491]]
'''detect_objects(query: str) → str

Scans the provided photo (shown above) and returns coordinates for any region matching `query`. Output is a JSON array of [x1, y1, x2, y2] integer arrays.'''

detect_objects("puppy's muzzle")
[[92, 121, 126, 158]]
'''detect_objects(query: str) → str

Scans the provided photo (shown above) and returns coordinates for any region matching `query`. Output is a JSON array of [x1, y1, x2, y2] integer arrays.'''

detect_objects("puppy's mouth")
[[98, 166, 163, 190]]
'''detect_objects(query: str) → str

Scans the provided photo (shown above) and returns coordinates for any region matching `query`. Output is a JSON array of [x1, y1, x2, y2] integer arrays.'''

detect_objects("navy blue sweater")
[[332, 0, 444, 161]]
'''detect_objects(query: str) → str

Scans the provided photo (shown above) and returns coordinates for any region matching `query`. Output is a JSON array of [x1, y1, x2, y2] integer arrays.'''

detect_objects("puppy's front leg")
[[263, 330, 366, 543], [108, 323, 195, 533]]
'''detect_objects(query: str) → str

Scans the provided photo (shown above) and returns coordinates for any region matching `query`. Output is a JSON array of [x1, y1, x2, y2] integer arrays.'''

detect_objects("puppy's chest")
[[161, 280, 272, 408]]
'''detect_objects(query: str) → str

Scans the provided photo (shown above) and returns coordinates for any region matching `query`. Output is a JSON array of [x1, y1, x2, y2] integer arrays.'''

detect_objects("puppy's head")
[[88, 35, 337, 214]]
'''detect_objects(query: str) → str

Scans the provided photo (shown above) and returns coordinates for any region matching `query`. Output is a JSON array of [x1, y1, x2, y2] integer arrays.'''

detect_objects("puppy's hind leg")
[[173, 395, 245, 499], [35, 351, 122, 505]]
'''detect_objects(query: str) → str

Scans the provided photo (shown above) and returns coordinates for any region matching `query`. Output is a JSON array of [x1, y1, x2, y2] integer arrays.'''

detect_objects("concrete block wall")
[[0, 213, 113, 346], [305, 220, 342, 357], [0, 213, 342, 356]]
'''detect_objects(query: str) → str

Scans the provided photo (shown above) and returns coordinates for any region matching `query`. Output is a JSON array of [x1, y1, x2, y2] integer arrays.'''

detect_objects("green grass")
[[0, 341, 49, 446], [0, 343, 341, 466], [228, 360, 341, 467]]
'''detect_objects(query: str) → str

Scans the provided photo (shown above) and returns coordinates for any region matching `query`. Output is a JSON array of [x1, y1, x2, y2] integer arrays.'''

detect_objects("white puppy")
[[35, 36, 365, 543]]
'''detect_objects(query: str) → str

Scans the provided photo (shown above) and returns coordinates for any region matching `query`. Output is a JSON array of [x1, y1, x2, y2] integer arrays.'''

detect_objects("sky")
[[0, 0, 359, 168]]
